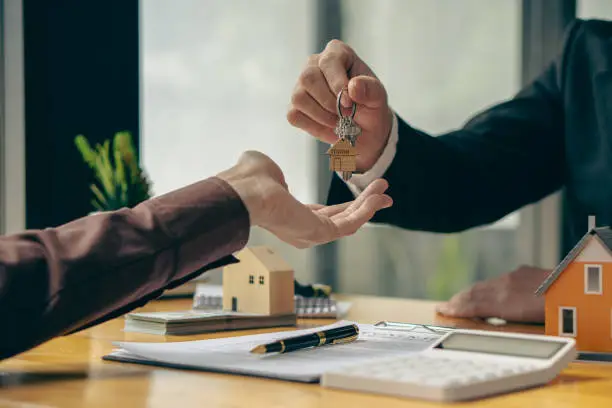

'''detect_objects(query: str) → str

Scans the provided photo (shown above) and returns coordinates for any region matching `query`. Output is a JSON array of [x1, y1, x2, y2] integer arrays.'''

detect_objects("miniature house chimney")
[[588, 215, 596, 231]]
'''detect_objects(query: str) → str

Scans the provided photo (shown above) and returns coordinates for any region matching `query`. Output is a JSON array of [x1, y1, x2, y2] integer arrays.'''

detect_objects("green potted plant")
[[75, 131, 153, 212]]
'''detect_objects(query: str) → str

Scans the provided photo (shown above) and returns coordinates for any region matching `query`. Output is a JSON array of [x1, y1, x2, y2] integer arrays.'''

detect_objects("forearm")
[[372, 112, 564, 232], [0, 176, 250, 359]]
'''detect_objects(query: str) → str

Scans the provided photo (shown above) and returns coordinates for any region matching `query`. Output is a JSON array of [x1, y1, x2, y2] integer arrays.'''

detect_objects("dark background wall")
[[23, 0, 139, 228]]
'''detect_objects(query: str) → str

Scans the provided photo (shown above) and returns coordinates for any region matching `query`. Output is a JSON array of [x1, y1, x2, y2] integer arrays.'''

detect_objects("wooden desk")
[[1, 294, 611, 407]]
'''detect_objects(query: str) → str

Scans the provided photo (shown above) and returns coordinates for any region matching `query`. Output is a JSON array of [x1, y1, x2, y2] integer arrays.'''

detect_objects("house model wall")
[[327, 138, 357, 181], [535, 216, 612, 353], [222, 246, 295, 316]]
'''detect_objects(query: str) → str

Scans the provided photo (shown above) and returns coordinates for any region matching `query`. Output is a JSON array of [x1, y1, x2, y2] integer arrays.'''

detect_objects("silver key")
[[335, 89, 362, 146], [335, 116, 361, 147], [329, 88, 361, 181]]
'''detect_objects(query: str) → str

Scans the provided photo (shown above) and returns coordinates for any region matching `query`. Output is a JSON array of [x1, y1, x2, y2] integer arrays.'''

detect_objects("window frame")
[[0, 0, 26, 235], [517, 0, 575, 270], [559, 306, 577, 337], [584, 264, 603, 294]]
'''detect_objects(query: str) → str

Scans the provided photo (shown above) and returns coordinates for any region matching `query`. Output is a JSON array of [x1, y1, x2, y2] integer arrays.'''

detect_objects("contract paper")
[[104, 320, 444, 382]]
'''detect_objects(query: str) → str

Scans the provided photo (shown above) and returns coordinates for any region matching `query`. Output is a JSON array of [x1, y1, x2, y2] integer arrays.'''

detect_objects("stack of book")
[[124, 310, 296, 336]]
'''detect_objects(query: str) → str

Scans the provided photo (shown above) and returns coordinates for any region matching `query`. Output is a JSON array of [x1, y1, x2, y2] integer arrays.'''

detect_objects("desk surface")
[[1, 293, 611, 407]]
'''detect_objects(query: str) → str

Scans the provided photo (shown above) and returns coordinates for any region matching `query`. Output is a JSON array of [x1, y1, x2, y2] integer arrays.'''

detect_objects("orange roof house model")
[[327, 138, 357, 181], [222, 246, 295, 316], [535, 216, 612, 353]]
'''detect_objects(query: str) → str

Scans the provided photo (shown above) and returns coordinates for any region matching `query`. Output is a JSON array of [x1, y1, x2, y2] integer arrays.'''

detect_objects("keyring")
[[336, 87, 356, 119]]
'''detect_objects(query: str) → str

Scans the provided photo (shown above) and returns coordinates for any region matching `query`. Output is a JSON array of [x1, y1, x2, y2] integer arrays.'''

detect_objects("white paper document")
[[105, 320, 444, 382]]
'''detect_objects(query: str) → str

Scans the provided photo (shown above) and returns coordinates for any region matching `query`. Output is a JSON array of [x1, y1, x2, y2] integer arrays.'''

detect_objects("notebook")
[[123, 310, 297, 335], [104, 320, 451, 383], [193, 283, 352, 318]]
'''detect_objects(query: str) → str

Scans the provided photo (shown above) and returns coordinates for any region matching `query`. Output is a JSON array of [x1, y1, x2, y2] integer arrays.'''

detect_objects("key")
[[335, 116, 361, 147], [328, 88, 362, 181]]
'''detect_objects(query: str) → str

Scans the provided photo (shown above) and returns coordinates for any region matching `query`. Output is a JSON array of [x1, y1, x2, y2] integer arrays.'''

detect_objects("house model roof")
[[326, 138, 356, 155], [535, 227, 612, 296], [234, 246, 293, 273]]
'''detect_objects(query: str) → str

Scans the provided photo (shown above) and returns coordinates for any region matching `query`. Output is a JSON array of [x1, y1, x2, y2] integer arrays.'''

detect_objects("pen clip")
[[331, 334, 359, 345]]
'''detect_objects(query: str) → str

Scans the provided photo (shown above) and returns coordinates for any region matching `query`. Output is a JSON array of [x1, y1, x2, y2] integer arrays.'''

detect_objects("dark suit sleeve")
[[0, 176, 250, 360], [328, 20, 583, 233]]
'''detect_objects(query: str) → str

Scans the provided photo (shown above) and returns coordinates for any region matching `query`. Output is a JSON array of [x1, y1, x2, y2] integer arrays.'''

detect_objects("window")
[[559, 307, 577, 336], [141, 1, 315, 201], [585, 265, 602, 294], [259, 276, 265, 285], [141, 0, 317, 285], [248, 275, 254, 284], [578, 0, 612, 20]]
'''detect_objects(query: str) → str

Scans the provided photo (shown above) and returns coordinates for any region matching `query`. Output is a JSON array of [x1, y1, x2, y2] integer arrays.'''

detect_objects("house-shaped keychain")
[[326, 138, 358, 181], [535, 215, 612, 354]]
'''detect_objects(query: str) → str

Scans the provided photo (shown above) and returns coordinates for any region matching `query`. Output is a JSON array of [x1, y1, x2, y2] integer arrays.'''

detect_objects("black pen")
[[250, 324, 359, 354]]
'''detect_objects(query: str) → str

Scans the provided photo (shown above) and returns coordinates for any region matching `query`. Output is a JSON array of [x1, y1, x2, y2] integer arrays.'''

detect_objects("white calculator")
[[321, 329, 577, 402]]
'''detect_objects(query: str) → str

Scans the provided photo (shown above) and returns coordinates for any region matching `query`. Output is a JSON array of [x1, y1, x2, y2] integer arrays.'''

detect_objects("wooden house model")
[[326, 138, 357, 181], [535, 216, 612, 353], [222, 246, 295, 316]]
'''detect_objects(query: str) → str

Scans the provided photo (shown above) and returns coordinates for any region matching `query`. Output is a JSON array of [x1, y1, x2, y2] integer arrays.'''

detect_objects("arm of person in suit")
[[327, 65, 568, 232], [330, 70, 564, 232], [0, 151, 392, 360], [290, 26, 581, 232], [288, 21, 586, 324]]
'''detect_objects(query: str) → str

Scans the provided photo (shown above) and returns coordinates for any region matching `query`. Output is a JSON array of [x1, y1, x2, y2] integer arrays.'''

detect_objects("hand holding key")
[[288, 39, 394, 173]]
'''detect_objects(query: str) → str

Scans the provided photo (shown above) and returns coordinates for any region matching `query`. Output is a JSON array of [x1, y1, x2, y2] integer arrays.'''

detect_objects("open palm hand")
[[217, 150, 392, 248], [260, 178, 392, 248]]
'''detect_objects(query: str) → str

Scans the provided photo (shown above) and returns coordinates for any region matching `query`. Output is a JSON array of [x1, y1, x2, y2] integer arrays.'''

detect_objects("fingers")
[[345, 179, 389, 211], [289, 45, 351, 141], [306, 203, 325, 211], [289, 40, 388, 142], [297, 61, 337, 114], [309, 179, 389, 218], [332, 194, 393, 236], [318, 40, 356, 107], [262, 180, 391, 248], [314, 202, 352, 217], [291, 86, 337, 128], [286, 110, 337, 144], [436, 284, 489, 318], [348, 75, 388, 109]]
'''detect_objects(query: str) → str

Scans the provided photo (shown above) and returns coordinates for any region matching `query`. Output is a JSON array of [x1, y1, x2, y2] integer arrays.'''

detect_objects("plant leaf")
[[74, 135, 97, 167], [91, 199, 104, 212], [90, 184, 108, 206], [94, 151, 115, 199], [115, 131, 139, 182]]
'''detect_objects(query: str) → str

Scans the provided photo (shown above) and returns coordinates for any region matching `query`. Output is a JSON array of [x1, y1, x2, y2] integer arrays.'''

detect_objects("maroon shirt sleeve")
[[0, 176, 250, 360]]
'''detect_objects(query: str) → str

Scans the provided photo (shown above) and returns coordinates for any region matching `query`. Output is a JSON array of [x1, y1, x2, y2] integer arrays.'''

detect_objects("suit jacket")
[[0, 176, 250, 360], [328, 18, 612, 254]]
